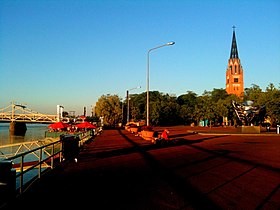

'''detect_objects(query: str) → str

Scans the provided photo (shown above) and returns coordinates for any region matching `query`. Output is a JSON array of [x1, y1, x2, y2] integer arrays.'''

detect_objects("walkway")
[[1, 126, 280, 210]]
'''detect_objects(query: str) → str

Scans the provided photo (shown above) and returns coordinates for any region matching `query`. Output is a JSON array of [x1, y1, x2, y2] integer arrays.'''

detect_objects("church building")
[[225, 27, 244, 97]]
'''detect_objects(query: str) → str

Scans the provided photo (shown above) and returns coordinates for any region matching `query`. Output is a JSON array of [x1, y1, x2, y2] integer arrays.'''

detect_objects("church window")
[[234, 78, 238, 83]]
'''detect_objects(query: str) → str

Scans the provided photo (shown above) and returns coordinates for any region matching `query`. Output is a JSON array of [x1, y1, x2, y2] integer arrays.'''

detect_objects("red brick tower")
[[226, 26, 244, 97]]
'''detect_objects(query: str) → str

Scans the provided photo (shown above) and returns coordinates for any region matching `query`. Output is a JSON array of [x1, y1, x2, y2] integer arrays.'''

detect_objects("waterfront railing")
[[0, 128, 100, 207]]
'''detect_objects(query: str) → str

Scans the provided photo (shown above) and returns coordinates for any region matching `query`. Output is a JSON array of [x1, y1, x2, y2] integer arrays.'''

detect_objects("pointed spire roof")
[[230, 26, 239, 59]]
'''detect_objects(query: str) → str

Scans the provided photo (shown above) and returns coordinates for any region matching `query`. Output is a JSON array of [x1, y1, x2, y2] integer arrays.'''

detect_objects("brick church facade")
[[226, 27, 244, 97]]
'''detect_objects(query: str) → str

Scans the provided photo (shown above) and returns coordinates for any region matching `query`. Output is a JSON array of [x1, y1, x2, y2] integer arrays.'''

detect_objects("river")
[[0, 123, 50, 146], [0, 123, 56, 195]]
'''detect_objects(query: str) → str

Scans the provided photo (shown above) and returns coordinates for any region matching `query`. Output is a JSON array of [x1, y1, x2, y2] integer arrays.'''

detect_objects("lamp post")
[[146, 41, 175, 126], [127, 86, 141, 124]]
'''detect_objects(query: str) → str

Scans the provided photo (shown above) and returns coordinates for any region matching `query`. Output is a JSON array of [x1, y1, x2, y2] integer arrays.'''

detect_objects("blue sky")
[[1, 0, 279, 115]]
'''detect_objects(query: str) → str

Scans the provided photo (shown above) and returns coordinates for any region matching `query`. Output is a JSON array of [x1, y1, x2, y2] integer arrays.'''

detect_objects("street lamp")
[[146, 41, 175, 126], [127, 86, 141, 124]]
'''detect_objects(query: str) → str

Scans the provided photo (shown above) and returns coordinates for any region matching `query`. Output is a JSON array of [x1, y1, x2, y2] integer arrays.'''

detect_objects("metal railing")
[[0, 129, 97, 207], [6, 139, 62, 194]]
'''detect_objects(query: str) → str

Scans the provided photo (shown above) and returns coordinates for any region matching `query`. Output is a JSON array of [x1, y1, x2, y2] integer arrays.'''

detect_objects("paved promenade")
[[2, 126, 280, 210]]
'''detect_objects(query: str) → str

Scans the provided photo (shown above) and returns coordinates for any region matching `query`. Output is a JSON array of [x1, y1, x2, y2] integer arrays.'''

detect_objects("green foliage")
[[93, 83, 280, 127], [95, 94, 122, 127]]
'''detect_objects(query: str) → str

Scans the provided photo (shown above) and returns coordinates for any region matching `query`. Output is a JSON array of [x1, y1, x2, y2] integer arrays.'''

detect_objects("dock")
[[1, 125, 280, 210]]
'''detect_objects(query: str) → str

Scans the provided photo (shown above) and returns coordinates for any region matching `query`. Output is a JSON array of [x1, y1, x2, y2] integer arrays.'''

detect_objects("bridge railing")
[[0, 129, 96, 207], [0, 113, 57, 123], [0, 102, 58, 123]]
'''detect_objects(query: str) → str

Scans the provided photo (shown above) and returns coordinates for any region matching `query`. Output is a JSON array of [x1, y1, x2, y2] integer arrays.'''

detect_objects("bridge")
[[0, 102, 58, 123], [0, 102, 63, 134]]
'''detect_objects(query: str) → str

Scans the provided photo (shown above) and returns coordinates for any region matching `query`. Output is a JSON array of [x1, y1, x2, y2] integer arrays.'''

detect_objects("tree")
[[177, 91, 197, 125], [157, 94, 180, 126], [92, 82, 279, 128], [244, 84, 262, 104], [214, 99, 228, 125], [200, 92, 215, 126], [243, 83, 279, 126], [260, 83, 280, 126], [130, 92, 147, 122], [95, 94, 122, 127], [208, 89, 229, 126], [211, 88, 228, 102]]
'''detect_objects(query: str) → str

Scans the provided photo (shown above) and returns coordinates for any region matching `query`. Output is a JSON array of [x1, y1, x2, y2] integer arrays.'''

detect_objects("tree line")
[[93, 83, 280, 128]]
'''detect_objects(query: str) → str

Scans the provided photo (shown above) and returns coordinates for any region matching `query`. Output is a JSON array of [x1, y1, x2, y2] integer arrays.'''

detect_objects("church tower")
[[226, 26, 244, 97]]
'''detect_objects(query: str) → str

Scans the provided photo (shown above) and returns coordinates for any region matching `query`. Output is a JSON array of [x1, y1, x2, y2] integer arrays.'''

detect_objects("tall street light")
[[146, 41, 175, 126], [127, 86, 141, 124]]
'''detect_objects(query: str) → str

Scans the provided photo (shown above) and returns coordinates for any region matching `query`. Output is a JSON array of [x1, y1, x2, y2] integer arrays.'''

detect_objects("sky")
[[1, 0, 280, 116]]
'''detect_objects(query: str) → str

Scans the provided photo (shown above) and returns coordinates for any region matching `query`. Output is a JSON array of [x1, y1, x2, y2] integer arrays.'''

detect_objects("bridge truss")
[[0, 102, 58, 123]]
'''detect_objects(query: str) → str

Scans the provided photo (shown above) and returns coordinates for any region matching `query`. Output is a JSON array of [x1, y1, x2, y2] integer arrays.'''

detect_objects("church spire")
[[230, 26, 239, 59], [226, 25, 244, 98]]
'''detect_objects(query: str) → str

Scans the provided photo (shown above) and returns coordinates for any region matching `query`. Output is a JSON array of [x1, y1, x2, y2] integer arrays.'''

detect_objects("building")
[[225, 26, 244, 97]]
